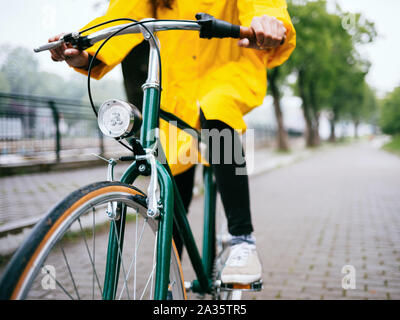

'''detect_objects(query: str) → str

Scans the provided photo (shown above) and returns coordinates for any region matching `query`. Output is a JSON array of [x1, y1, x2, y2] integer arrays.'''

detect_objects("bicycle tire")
[[0, 181, 186, 300]]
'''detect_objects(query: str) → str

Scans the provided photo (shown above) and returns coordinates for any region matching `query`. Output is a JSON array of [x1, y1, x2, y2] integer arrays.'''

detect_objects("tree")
[[287, 0, 336, 147], [347, 82, 378, 138], [267, 67, 290, 151], [286, 0, 376, 146], [1, 47, 41, 94], [0, 71, 10, 93], [0, 45, 125, 104], [325, 7, 376, 141], [380, 86, 400, 136]]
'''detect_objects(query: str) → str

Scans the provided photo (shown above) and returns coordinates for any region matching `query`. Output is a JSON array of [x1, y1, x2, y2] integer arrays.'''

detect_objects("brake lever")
[[33, 32, 91, 53]]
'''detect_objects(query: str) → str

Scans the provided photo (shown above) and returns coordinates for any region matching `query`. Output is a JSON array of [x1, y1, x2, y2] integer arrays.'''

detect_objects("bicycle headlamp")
[[98, 99, 142, 138]]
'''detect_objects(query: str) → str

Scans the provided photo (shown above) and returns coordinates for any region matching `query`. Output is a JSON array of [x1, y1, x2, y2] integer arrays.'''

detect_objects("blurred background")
[[0, 0, 399, 300], [0, 0, 399, 163]]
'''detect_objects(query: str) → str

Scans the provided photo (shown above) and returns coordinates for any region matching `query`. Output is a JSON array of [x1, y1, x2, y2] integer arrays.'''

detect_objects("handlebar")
[[33, 14, 261, 53]]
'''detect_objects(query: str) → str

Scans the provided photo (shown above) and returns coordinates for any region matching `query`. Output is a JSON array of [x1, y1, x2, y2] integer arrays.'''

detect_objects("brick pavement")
[[237, 140, 400, 299], [1, 139, 399, 300]]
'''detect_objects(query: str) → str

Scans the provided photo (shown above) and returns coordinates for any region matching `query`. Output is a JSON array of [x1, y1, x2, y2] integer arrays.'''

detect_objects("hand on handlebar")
[[48, 33, 90, 69], [239, 15, 286, 50]]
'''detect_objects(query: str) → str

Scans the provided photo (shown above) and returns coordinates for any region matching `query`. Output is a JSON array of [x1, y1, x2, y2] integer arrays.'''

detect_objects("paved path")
[[179, 140, 400, 300], [1, 139, 400, 300], [243, 140, 400, 299], [0, 144, 309, 253]]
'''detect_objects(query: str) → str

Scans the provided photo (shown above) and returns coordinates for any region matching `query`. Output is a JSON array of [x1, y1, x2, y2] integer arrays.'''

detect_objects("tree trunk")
[[309, 83, 321, 147], [268, 68, 289, 151], [329, 119, 336, 142], [312, 111, 321, 146], [298, 69, 318, 148], [354, 120, 359, 139], [329, 106, 340, 143], [303, 107, 317, 147]]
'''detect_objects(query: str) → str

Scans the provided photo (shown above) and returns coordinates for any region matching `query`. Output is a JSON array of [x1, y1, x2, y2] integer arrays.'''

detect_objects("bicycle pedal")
[[220, 280, 263, 292]]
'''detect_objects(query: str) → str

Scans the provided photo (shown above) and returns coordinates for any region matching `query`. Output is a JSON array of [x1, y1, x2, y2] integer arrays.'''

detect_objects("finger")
[[49, 46, 63, 61], [276, 21, 287, 43], [61, 43, 69, 57], [48, 35, 58, 43], [48, 33, 63, 43], [278, 20, 287, 35], [251, 19, 265, 47], [238, 38, 250, 48], [64, 48, 81, 58], [54, 45, 65, 60], [271, 19, 279, 41], [266, 17, 283, 47], [260, 17, 273, 47], [50, 51, 63, 62]]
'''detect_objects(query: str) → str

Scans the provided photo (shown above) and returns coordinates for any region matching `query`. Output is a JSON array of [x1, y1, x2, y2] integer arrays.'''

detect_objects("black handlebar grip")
[[196, 13, 240, 39]]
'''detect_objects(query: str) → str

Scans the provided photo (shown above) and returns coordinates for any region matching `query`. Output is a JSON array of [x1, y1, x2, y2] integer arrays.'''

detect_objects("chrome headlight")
[[98, 99, 142, 138]]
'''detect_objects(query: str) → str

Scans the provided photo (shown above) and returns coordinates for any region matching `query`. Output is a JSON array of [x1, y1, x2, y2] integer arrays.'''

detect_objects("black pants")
[[173, 111, 253, 256]]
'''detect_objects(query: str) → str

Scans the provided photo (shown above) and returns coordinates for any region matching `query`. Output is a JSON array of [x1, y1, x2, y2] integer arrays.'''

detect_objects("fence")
[[0, 92, 119, 166], [0, 92, 288, 169]]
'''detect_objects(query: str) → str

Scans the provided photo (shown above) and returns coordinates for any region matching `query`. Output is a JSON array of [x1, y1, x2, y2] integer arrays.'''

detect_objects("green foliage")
[[0, 45, 125, 104], [380, 87, 400, 135], [1, 46, 41, 94], [278, 0, 378, 144], [383, 135, 400, 154], [0, 71, 10, 93]]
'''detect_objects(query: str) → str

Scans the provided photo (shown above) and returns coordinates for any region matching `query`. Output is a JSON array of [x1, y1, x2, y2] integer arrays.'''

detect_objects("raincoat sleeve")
[[237, 0, 296, 68], [198, 0, 296, 131], [74, 0, 152, 79]]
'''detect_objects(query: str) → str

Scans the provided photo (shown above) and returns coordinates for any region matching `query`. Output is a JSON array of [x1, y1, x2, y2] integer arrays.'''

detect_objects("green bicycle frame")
[[102, 36, 216, 300]]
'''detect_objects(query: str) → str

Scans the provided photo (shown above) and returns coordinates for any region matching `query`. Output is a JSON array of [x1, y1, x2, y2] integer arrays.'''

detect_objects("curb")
[[0, 158, 112, 177], [0, 149, 315, 239]]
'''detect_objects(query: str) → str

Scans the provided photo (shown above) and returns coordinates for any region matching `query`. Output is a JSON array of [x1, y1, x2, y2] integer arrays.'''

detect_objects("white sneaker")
[[221, 242, 262, 284]]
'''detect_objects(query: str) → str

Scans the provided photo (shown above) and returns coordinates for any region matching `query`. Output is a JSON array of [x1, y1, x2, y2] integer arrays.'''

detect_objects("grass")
[[383, 135, 400, 155]]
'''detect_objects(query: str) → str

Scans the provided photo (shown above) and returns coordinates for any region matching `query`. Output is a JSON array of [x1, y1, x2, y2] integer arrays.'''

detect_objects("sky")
[[0, 0, 399, 96], [327, 0, 400, 97]]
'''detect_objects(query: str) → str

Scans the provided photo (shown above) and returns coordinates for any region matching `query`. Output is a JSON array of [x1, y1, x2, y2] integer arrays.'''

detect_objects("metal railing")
[[0, 92, 114, 166], [0, 92, 287, 169]]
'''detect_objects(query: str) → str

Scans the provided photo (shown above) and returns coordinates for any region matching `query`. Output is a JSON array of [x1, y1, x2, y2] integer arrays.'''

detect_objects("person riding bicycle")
[[48, 0, 296, 285]]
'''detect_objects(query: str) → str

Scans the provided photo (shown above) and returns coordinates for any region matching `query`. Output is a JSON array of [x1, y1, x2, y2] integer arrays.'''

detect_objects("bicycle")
[[0, 13, 263, 300]]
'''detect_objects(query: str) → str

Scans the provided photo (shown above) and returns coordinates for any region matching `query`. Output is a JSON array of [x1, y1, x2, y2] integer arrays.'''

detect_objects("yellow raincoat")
[[75, 0, 296, 175]]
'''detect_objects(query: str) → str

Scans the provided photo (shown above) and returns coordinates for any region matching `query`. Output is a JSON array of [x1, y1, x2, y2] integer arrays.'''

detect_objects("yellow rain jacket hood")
[[75, 0, 296, 175]]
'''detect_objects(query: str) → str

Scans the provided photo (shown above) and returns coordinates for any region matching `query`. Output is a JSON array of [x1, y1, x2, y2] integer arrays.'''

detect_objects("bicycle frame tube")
[[103, 36, 162, 299], [202, 166, 217, 278], [104, 31, 214, 299], [154, 162, 174, 300]]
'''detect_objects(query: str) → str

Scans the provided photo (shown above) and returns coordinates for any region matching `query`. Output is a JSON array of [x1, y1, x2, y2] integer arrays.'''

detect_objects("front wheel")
[[0, 181, 186, 300]]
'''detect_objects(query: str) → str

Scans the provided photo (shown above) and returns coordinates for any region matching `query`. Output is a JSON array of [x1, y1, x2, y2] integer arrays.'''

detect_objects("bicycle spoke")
[[60, 244, 80, 300], [6, 183, 187, 301], [77, 217, 103, 296], [111, 218, 131, 300], [140, 260, 157, 300], [150, 230, 157, 299], [43, 266, 74, 300], [118, 213, 148, 300], [92, 207, 96, 300], [134, 211, 139, 299], [139, 231, 157, 300]]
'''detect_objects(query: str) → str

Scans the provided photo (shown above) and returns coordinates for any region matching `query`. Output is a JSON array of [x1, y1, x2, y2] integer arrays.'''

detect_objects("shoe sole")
[[221, 273, 262, 285]]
